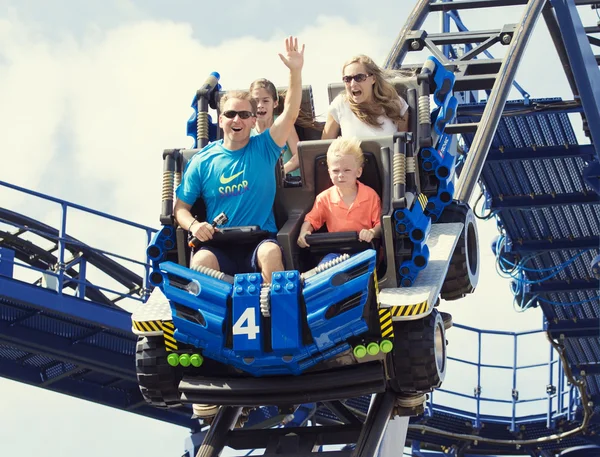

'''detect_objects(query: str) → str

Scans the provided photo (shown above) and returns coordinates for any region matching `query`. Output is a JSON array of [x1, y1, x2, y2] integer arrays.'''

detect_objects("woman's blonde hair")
[[342, 54, 406, 128], [327, 136, 364, 168]]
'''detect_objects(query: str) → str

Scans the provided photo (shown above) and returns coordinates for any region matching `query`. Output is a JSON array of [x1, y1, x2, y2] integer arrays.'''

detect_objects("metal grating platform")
[[0, 278, 197, 430], [458, 98, 600, 411]]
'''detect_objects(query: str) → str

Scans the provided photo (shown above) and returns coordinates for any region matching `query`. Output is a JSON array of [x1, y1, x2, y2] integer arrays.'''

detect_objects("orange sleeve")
[[371, 190, 382, 228], [305, 193, 326, 231]]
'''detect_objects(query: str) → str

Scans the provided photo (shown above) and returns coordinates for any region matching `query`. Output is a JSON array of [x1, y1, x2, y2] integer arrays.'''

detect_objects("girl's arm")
[[283, 127, 300, 174]]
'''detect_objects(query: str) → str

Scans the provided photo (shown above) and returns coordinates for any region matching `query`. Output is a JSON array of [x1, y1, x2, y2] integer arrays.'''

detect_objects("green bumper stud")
[[167, 353, 180, 367], [190, 354, 204, 367], [379, 339, 393, 354], [179, 354, 191, 367], [367, 342, 380, 356], [353, 345, 367, 359]]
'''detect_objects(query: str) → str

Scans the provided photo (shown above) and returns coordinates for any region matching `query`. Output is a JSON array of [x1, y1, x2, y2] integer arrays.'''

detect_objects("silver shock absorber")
[[174, 171, 181, 196], [301, 254, 350, 281], [260, 284, 270, 317], [418, 94, 431, 126], [197, 110, 209, 146], [393, 140, 406, 202], [406, 155, 416, 174], [191, 264, 226, 281], [162, 170, 175, 203]]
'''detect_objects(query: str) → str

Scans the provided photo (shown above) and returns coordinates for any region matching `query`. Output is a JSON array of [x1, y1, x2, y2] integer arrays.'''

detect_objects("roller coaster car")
[[133, 57, 480, 410]]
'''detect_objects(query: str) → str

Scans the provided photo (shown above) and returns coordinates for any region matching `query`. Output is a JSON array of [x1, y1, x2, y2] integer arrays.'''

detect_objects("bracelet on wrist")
[[188, 219, 198, 231]]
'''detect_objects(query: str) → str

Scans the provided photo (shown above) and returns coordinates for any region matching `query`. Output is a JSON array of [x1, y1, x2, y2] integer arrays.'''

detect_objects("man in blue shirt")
[[175, 36, 305, 283]]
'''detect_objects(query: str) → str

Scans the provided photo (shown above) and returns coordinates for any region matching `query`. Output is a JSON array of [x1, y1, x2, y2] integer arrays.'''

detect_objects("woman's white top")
[[328, 94, 409, 137]]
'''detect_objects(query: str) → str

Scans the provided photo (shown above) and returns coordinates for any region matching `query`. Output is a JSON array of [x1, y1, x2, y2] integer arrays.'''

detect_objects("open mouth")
[[256, 110, 267, 117], [351, 90, 362, 98], [232, 127, 243, 132]]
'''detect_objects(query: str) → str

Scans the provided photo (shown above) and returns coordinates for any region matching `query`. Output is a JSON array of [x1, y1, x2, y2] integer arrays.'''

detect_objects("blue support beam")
[[507, 236, 600, 253], [491, 192, 599, 209], [546, 318, 600, 338], [0, 356, 196, 429], [0, 317, 136, 381], [550, 0, 600, 162], [486, 144, 596, 162], [530, 279, 600, 295], [0, 276, 133, 334], [571, 363, 600, 375]]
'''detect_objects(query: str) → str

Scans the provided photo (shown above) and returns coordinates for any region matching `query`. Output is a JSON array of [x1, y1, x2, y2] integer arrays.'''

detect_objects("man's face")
[[219, 98, 256, 142]]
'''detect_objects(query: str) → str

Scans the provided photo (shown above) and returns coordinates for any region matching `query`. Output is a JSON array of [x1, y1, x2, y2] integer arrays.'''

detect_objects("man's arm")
[[271, 36, 305, 147], [174, 199, 215, 241]]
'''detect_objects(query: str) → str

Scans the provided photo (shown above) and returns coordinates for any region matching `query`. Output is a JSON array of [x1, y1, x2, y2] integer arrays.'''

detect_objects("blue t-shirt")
[[176, 130, 282, 233]]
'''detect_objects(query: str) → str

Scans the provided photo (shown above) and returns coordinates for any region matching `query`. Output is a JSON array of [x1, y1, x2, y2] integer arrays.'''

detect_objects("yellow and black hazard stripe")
[[161, 321, 178, 352], [133, 319, 162, 333], [378, 308, 394, 338], [417, 193, 428, 211], [389, 301, 428, 318]]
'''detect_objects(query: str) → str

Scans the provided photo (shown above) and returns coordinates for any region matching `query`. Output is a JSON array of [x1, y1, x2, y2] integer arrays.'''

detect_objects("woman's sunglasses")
[[222, 110, 256, 119], [342, 73, 372, 84]]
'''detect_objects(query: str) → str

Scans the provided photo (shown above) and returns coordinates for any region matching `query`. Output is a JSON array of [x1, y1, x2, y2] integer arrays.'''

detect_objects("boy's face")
[[328, 154, 362, 189]]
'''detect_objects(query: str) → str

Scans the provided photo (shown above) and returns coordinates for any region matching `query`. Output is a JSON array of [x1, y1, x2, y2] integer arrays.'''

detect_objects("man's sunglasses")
[[222, 110, 256, 119], [342, 73, 372, 84]]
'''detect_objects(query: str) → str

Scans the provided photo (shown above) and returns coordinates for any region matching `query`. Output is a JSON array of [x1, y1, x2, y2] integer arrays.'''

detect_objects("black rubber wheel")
[[389, 309, 447, 393], [440, 311, 453, 330], [437, 201, 479, 300], [136, 335, 183, 408]]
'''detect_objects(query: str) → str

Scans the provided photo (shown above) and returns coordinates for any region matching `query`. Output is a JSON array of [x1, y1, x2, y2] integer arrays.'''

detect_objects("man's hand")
[[359, 229, 375, 243], [278, 36, 304, 72], [191, 221, 216, 242], [297, 231, 311, 248]]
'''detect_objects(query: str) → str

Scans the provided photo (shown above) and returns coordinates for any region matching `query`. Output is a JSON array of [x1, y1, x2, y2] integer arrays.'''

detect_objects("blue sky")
[[0, 1, 595, 455]]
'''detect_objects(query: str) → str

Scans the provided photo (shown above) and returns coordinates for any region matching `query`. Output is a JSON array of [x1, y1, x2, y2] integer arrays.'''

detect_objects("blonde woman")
[[323, 55, 409, 139]]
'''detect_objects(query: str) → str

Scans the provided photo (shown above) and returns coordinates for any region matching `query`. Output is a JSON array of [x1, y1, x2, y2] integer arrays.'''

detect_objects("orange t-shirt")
[[305, 181, 381, 233]]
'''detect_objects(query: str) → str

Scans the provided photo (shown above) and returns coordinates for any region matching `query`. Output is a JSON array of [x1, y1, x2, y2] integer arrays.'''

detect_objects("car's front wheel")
[[388, 309, 447, 393], [136, 335, 182, 408]]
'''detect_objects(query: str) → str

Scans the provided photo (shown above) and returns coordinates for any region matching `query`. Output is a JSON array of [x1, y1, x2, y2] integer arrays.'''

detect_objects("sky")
[[0, 1, 597, 456]]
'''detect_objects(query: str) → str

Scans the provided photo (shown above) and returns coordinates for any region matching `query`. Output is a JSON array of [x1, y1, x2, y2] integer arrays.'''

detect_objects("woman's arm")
[[396, 112, 409, 132], [396, 96, 410, 132], [322, 113, 341, 139]]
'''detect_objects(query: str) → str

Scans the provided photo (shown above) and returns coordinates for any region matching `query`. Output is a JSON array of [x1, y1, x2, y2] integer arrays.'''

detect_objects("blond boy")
[[297, 137, 382, 249]]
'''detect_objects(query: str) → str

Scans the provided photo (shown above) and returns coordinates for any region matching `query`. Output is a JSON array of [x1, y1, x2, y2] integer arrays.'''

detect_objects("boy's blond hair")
[[327, 136, 364, 167]]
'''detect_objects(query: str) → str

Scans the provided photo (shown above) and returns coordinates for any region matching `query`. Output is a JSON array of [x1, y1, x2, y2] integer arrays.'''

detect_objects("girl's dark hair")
[[249, 78, 323, 132]]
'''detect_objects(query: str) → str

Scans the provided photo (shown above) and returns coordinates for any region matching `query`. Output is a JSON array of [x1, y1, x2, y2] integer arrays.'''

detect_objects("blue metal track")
[[0, 277, 196, 429]]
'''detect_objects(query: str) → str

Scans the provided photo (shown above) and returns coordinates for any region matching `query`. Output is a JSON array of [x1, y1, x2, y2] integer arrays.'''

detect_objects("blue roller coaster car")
[[132, 57, 480, 410]]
